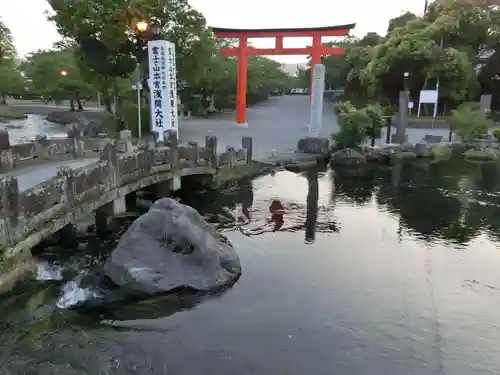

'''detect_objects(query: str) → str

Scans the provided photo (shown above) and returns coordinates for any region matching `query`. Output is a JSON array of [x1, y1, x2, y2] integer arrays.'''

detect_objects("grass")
[[0, 110, 27, 121]]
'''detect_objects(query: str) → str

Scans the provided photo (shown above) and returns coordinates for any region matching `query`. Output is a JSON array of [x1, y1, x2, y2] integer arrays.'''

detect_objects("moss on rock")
[[430, 145, 452, 161], [392, 151, 417, 160], [463, 148, 499, 161]]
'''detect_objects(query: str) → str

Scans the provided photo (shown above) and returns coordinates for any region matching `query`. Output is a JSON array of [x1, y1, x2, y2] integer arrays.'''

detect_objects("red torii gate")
[[212, 24, 356, 127]]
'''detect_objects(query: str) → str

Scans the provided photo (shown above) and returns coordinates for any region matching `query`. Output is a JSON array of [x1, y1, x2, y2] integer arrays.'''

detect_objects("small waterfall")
[[56, 273, 102, 309], [35, 261, 63, 281]]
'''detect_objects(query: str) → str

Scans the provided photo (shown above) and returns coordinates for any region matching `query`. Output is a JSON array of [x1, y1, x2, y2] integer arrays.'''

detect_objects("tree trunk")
[[371, 137, 375, 147], [0, 93, 6, 105], [69, 97, 76, 112], [75, 91, 84, 111]]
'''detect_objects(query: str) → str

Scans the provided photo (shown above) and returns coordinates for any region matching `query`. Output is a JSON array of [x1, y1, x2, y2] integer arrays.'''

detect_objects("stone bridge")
[[0, 128, 253, 261]]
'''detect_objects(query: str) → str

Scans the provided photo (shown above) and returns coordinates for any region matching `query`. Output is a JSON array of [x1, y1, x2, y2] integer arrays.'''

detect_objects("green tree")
[[0, 18, 15, 60], [0, 63, 25, 104], [21, 48, 92, 110], [49, 0, 213, 96]]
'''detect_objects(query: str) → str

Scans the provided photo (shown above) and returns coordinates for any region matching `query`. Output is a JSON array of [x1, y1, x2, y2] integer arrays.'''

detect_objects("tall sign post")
[[309, 64, 326, 137], [147, 40, 179, 142], [395, 72, 410, 144]]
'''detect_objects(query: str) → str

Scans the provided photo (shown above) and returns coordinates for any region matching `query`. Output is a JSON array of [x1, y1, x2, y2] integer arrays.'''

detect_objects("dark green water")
[[1, 157, 500, 375]]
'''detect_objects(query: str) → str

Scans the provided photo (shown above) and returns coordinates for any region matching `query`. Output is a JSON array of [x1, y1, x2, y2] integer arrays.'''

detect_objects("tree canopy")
[[299, 0, 500, 111], [33, 0, 291, 114], [0, 19, 24, 103], [21, 47, 93, 110]]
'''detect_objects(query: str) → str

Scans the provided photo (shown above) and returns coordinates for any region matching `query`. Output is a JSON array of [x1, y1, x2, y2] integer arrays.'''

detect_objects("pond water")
[[1, 157, 500, 375], [0, 115, 67, 144]]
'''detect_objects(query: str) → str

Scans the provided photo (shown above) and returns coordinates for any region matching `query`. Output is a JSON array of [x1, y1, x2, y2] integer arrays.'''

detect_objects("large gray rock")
[[297, 137, 330, 155], [414, 143, 432, 157], [364, 147, 394, 162], [330, 148, 366, 165], [104, 198, 241, 295]]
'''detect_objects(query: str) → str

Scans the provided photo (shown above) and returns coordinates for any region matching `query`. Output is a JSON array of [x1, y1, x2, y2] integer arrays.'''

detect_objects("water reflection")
[[305, 169, 319, 244], [1, 115, 67, 144], [3, 158, 500, 374], [329, 156, 500, 246]]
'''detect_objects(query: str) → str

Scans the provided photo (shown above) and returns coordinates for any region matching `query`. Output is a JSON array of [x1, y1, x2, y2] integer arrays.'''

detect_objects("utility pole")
[[424, 0, 429, 14]]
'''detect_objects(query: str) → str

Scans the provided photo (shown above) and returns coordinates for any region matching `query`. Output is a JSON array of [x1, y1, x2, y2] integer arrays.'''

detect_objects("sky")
[[1, 0, 427, 63]]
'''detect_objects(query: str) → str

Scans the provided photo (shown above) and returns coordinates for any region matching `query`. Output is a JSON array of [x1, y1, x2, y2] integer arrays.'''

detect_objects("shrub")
[[449, 107, 493, 143], [457, 101, 481, 112], [332, 104, 385, 149], [333, 100, 356, 115], [116, 104, 151, 138], [333, 109, 371, 149], [493, 128, 500, 141], [363, 104, 384, 146]]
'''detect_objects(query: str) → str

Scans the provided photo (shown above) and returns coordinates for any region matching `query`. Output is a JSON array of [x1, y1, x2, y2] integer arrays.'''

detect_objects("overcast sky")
[[1, 0, 427, 62]]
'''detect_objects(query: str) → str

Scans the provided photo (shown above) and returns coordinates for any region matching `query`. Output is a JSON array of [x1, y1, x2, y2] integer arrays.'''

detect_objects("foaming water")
[[56, 277, 101, 309], [2, 158, 500, 374], [35, 261, 63, 281]]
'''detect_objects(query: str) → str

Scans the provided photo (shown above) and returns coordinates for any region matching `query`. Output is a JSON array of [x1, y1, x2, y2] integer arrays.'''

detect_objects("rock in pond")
[[414, 143, 432, 158], [104, 198, 242, 295], [364, 147, 394, 163], [330, 148, 366, 165]]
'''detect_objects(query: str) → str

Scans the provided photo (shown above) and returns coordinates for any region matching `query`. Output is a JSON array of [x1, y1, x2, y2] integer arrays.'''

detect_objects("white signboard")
[[148, 40, 179, 141], [419, 90, 438, 104], [309, 64, 326, 137], [408, 101, 414, 109]]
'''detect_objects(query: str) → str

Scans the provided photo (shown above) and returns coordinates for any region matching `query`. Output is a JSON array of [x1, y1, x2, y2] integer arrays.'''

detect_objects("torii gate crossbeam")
[[213, 24, 356, 127]]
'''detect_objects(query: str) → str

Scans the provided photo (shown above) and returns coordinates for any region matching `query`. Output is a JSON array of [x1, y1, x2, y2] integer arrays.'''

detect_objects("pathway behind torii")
[[178, 95, 338, 161]]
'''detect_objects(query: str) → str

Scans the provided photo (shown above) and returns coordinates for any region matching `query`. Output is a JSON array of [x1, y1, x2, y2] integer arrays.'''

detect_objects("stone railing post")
[[119, 130, 133, 153], [100, 143, 120, 187], [205, 136, 218, 168], [242, 136, 253, 164], [146, 133, 157, 150], [67, 125, 83, 158], [165, 130, 178, 167], [0, 130, 14, 173], [56, 166, 77, 206], [226, 147, 236, 168], [0, 176, 20, 248], [35, 135, 50, 160], [188, 141, 199, 165]]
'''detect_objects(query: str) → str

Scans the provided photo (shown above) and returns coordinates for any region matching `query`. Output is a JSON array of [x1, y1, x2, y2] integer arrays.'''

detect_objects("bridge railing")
[[0, 129, 253, 252]]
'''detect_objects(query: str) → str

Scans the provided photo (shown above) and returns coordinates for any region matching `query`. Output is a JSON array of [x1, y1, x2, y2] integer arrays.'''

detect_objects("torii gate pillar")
[[213, 24, 356, 127]]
